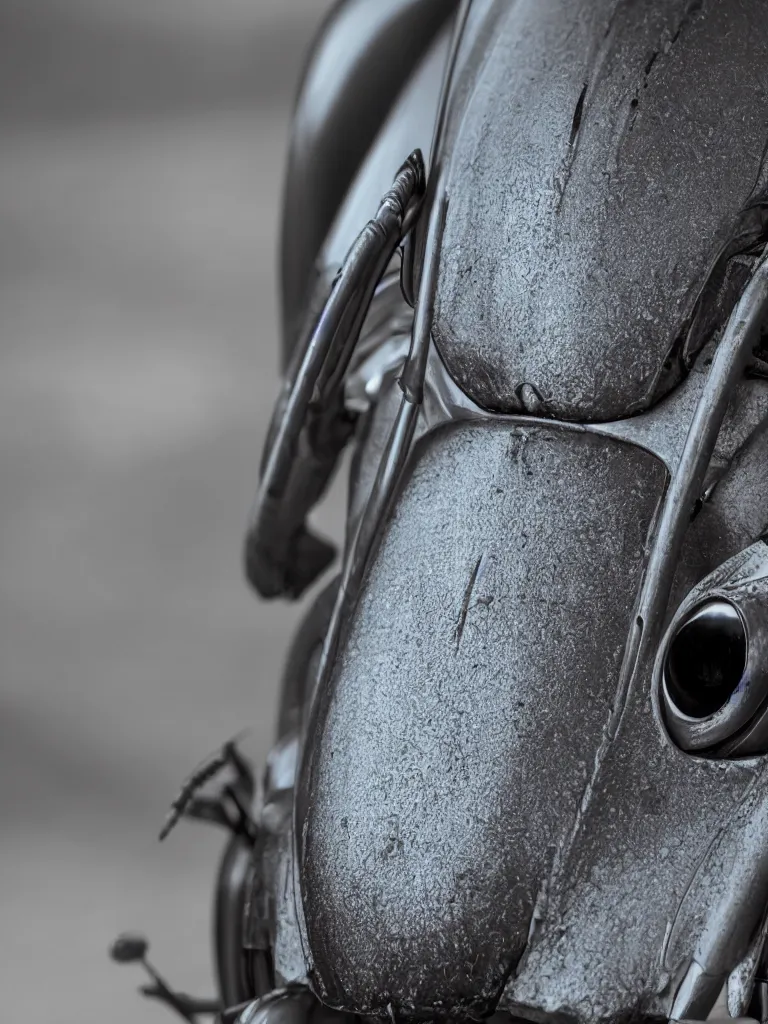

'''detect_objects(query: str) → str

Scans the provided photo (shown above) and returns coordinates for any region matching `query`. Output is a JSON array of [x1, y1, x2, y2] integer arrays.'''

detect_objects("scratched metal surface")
[[673, 415, 768, 616], [298, 421, 667, 1018], [504, 547, 768, 1024], [295, 395, 768, 1024], [433, 0, 768, 421]]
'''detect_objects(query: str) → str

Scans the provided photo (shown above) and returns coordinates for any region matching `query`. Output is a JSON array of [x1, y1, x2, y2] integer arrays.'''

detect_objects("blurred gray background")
[[0, 2, 338, 1020]]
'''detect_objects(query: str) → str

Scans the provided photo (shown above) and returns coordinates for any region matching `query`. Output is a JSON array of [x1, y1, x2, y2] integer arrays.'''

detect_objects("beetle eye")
[[664, 600, 747, 719]]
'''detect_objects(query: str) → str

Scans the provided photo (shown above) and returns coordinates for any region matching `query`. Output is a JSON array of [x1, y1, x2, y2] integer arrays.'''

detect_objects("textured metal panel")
[[279, 0, 457, 361], [599, 345, 768, 478], [297, 422, 667, 1017], [433, 0, 768, 421], [671, 416, 768, 615], [503, 549, 768, 1024], [321, 27, 450, 271]]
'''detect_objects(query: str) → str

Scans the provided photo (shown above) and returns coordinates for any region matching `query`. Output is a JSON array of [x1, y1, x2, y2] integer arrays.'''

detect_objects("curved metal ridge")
[[637, 250, 768, 708], [427, 0, 473, 173], [294, 186, 450, 981], [402, 0, 471, 307], [635, 246, 767, 741], [306, 0, 468, 628], [311, 185, 448, 715], [548, 248, 768, 1012], [539, 247, 768, 778], [495, 253, 768, 1024], [244, 151, 425, 600]]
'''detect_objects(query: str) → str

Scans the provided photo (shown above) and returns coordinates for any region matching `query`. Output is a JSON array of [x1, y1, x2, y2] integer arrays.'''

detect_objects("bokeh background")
[[0, 2, 339, 1020]]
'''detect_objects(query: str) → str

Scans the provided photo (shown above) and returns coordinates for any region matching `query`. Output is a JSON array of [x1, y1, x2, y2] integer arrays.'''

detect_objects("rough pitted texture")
[[672, 416, 768, 616], [298, 422, 667, 1017], [505, 551, 768, 1023], [433, 0, 768, 421]]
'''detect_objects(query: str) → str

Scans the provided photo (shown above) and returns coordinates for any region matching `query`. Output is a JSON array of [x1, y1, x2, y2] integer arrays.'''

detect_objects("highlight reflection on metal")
[[309, 187, 448, 715], [664, 601, 747, 719], [633, 252, 768, 707], [661, 545, 768, 759], [244, 151, 425, 600]]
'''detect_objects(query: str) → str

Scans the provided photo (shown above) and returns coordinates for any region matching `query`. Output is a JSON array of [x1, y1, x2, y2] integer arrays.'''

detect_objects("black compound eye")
[[664, 600, 747, 719]]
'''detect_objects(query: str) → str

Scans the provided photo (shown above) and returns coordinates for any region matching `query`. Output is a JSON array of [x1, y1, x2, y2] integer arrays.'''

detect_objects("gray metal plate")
[[297, 421, 667, 1017], [433, 0, 768, 421]]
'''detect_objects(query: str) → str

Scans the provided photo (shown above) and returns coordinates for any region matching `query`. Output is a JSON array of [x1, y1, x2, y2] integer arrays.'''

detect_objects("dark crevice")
[[628, 50, 659, 134], [568, 83, 588, 148], [758, 322, 768, 358], [454, 554, 484, 651], [555, 83, 588, 209], [750, 322, 768, 378], [627, 94, 640, 132], [644, 50, 659, 77]]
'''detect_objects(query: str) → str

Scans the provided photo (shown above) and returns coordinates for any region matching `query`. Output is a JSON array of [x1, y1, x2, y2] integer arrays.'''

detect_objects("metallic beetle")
[[112, 3, 768, 1024]]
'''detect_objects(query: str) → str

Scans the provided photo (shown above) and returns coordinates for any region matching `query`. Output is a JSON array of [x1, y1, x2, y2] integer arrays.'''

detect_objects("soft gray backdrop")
[[0, 2, 338, 1020]]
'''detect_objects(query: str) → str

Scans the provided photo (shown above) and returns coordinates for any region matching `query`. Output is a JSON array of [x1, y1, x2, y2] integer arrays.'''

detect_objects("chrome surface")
[[663, 601, 747, 720], [245, 152, 425, 599], [344, 334, 411, 414], [432, 0, 768, 421], [320, 26, 451, 273], [660, 543, 768, 758], [279, 0, 457, 358], [299, 421, 668, 1017]]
